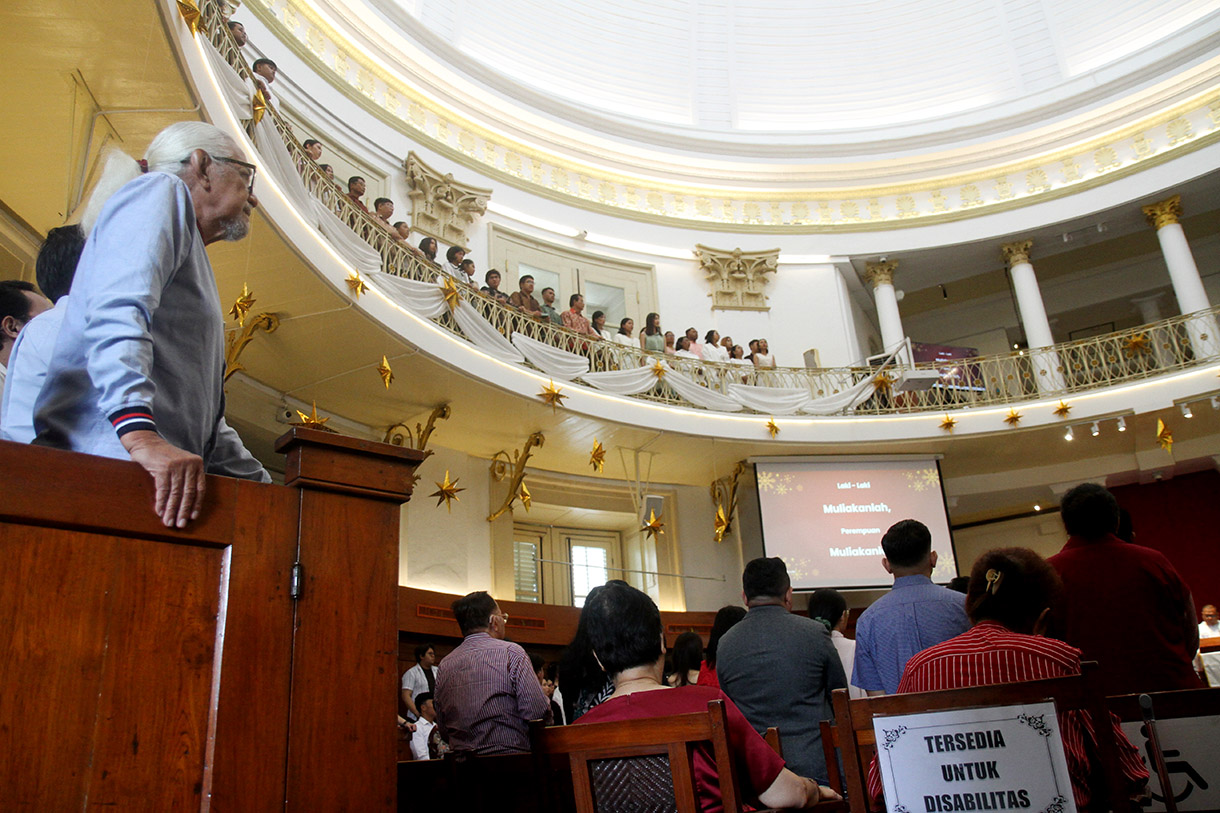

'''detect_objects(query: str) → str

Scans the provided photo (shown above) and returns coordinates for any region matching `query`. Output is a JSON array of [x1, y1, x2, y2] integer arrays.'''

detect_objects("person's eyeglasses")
[[210, 155, 258, 193], [491, 611, 510, 626]]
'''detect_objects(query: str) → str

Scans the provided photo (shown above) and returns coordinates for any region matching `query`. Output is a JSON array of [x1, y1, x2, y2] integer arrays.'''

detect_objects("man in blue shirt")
[[852, 519, 969, 695]]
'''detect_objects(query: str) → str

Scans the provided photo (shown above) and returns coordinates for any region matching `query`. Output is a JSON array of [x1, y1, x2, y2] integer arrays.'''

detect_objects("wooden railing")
[[198, 0, 1220, 415]]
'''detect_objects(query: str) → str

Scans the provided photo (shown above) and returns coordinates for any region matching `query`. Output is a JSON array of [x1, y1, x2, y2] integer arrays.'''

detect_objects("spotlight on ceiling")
[[1090, 421, 1100, 437], [1117, 416, 1126, 432], [1064, 426, 1074, 441], [1033, 504, 1042, 512], [1181, 403, 1193, 419]]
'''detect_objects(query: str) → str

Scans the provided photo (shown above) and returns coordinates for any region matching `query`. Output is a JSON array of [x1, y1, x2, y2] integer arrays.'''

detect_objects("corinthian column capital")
[[865, 260, 898, 288], [1142, 195, 1182, 230], [1000, 240, 1033, 267]]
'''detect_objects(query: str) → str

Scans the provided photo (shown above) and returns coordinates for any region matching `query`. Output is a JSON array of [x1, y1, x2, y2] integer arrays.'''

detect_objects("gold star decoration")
[[518, 481, 532, 511], [440, 276, 462, 312], [345, 272, 368, 298], [589, 440, 606, 473], [642, 508, 665, 540], [289, 401, 336, 433], [872, 373, 895, 396], [650, 361, 667, 379], [251, 87, 268, 126], [1004, 409, 1022, 427], [538, 380, 567, 412], [229, 283, 255, 326], [939, 415, 956, 432], [1124, 333, 1152, 357], [1053, 401, 1072, 418], [429, 470, 465, 512], [765, 418, 780, 439], [713, 504, 729, 543], [377, 355, 394, 388], [176, 0, 202, 35], [1156, 419, 1173, 453]]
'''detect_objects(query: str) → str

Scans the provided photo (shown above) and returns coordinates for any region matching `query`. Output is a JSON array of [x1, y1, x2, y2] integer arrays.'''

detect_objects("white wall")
[[952, 514, 1068, 575]]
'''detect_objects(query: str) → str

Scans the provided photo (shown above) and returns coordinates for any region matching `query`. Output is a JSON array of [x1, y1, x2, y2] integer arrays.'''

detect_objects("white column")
[[1143, 195, 1219, 358], [1001, 240, 1064, 393], [865, 260, 905, 358]]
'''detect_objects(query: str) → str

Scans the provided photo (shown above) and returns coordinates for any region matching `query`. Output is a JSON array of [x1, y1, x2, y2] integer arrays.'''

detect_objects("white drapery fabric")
[[201, 39, 254, 119], [511, 332, 590, 379], [664, 366, 744, 411], [581, 363, 660, 395], [727, 384, 815, 414], [798, 375, 879, 415], [581, 362, 744, 411], [368, 273, 525, 364]]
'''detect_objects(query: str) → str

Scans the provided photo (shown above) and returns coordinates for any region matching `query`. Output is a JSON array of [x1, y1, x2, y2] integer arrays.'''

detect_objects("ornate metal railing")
[[197, 0, 1220, 416]]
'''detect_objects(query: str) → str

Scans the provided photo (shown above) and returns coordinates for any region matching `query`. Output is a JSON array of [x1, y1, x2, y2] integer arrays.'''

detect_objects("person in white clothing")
[[702, 330, 729, 363], [0, 280, 52, 403], [674, 336, 699, 359], [401, 643, 440, 721], [1200, 604, 1220, 640], [408, 692, 444, 760], [808, 588, 866, 700], [613, 317, 635, 347]]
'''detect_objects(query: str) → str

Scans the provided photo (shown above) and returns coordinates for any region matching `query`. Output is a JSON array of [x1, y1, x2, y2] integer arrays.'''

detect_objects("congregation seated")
[[696, 605, 745, 688], [574, 580, 840, 810], [865, 547, 1149, 810]]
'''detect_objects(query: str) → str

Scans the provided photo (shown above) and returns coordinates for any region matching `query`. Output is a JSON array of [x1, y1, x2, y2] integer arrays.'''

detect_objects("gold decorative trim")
[[248, 0, 1220, 233], [488, 432, 545, 522], [383, 403, 450, 452], [865, 260, 898, 289], [1142, 195, 1183, 229], [1000, 240, 1033, 267], [695, 245, 778, 311], [405, 151, 491, 246], [224, 312, 279, 382]]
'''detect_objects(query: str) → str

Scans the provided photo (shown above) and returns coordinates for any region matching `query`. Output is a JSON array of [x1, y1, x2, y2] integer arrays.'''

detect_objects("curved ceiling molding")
[[248, 0, 1220, 231]]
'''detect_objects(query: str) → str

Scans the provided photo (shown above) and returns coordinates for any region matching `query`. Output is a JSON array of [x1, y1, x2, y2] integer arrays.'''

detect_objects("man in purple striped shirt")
[[434, 591, 552, 754]]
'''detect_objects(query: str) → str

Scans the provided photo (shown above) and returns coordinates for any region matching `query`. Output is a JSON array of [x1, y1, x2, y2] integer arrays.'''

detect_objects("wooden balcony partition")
[[0, 428, 425, 811]]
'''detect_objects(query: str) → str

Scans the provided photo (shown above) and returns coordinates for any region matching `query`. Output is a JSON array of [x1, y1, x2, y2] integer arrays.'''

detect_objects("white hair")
[[79, 121, 241, 235]]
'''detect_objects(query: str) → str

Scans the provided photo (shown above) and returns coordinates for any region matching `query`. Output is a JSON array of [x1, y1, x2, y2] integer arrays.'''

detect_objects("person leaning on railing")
[[508, 274, 543, 318]]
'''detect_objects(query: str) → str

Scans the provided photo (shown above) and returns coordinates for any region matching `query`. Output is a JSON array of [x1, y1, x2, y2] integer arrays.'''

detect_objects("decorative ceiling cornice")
[[249, 0, 1220, 233]]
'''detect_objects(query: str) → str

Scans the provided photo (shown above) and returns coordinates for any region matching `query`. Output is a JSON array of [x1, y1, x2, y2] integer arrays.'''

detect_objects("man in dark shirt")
[[1048, 483, 1200, 695], [508, 274, 542, 317], [716, 557, 846, 784], [346, 176, 368, 212]]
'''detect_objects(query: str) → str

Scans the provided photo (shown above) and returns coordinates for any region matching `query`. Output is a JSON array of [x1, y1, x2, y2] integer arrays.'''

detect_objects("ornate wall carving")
[[696, 245, 779, 311], [404, 152, 491, 246]]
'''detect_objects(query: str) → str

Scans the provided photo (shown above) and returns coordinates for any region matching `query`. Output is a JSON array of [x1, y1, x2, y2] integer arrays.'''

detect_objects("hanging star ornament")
[[229, 283, 255, 325], [1124, 333, 1152, 357], [872, 373, 895, 396], [429, 470, 465, 512], [176, 0, 202, 35], [538, 380, 567, 412], [376, 355, 394, 388], [713, 504, 729, 543], [1004, 409, 1023, 427], [345, 272, 368, 298], [251, 87, 268, 125], [939, 415, 957, 432], [440, 276, 462, 312], [518, 481, 532, 511], [650, 360, 667, 379], [1053, 401, 1073, 418], [1156, 419, 1173, 453], [765, 418, 780, 438], [642, 508, 665, 540], [290, 401, 336, 433], [589, 440, 606, 473]]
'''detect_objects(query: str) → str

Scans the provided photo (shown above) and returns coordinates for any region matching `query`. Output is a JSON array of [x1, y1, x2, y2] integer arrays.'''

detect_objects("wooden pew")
[[830, 661, 1139, 813], [0, 430, 425, 811]]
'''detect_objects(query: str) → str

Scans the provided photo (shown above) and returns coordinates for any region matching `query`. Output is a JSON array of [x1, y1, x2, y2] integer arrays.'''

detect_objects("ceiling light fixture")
[[1181, 403, 1193, 419], [1033, 504, 1042, 512], [1090, 422, 1100, 437], [1064, 426, 1074, 441], [1117, 416, 1126, 432]]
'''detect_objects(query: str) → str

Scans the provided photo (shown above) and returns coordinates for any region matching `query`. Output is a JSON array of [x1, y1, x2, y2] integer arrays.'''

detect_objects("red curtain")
[[1110, 469, 1220, 616]]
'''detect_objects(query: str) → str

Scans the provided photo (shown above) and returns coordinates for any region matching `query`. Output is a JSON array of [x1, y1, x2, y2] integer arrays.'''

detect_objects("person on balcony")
[[456, 258, 478, 288], [683, 327, 704, 359], [371, 197, 395, 230], [251, 58, 277, 102], [319, 164, 335, 182], [539, 287, 563, 326], [674, 336, 699, 359], [663, 331, 676, 355], [302, 139, 322, 162], [591, 310, 614, 342], [445, 245, 469, 284], [614, 317, 635, 347], [639, 312, 664, 353], [417, 236, 438, 263], [226, 20, 247, 47], [346, 176, 368, 212], [480, 270, 510, 304], [30, 121, 271, 530], [752, 338, 776, 368], [508, 274, 542, 318], [703, 330, 729, 363], [562, 294, 599, 337]]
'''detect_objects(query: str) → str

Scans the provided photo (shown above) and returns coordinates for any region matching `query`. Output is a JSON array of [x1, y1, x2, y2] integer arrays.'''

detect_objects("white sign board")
[[1119, 714, 1220, 811], [872, 701, 1077, 813]]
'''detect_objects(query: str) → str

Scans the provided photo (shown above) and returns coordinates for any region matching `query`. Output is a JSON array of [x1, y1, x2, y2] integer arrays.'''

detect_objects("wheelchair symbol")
[[1138, 723, 1209, 805]]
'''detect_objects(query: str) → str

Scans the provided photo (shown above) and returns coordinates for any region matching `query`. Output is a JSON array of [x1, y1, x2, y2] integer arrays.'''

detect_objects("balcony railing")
[[198, 0, 1220, 416]]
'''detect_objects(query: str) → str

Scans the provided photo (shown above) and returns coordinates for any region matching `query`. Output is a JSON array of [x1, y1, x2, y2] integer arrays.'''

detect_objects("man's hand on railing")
[[120, 430, 207, 529]]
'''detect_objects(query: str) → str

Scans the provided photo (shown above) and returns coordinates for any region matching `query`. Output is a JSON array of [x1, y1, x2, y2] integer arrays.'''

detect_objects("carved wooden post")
[[276, 428, 427, 811]]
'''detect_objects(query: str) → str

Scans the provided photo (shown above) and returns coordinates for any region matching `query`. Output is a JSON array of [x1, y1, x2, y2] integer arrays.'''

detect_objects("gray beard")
[[220, 215, 250, 242]]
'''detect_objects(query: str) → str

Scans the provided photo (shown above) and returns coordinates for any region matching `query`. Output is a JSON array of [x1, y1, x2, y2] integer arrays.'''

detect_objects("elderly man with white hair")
[[31, 121, 270, 529]]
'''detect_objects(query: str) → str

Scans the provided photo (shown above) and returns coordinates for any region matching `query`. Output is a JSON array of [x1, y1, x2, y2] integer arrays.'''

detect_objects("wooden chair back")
[[820, 719, 844, 794], [530, 699, 746, 813], [1107, 686, 1220, 722], [831, 661, 1136, 813]]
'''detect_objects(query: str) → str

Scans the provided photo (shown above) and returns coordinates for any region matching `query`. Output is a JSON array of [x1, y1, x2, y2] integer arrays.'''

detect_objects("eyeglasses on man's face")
[[212, 155, 258, 193]]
